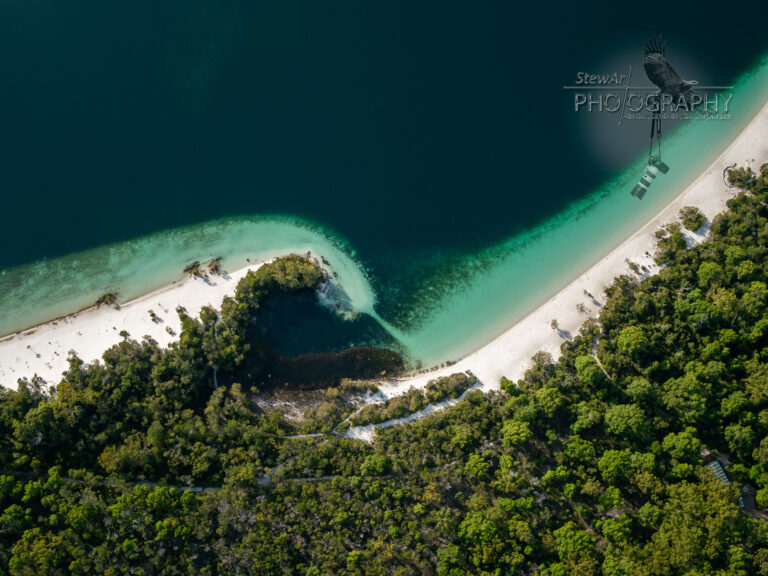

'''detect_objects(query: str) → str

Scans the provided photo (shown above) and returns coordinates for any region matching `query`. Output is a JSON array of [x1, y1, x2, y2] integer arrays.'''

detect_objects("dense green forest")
[[2, 164, 768, 574]]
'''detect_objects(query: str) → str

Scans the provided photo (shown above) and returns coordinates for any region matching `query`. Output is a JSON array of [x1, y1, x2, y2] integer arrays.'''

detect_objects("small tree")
[[208, 257, 223, 275], [184, 261, 202, 276], [679, 206, 706, 231], [598, 449, 632, 484], [727, 166, 755, 189], [502, 420, 532, 447], [617, 326, 649, 359], [360, 454, 389, 476], [94, 292, 118, 307], [604, 404, 648, 439]]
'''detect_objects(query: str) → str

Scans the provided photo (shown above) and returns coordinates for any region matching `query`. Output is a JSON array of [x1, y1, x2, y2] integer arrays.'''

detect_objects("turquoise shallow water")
[[0, 218, 377, 335], [389, 54, 768, 366], [2, 52, 767, 369], [2, 2, 768, 370]]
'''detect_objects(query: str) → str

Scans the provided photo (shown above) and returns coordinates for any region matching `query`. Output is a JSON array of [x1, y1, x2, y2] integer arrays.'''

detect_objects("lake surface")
[[1, 2, 767, 367]]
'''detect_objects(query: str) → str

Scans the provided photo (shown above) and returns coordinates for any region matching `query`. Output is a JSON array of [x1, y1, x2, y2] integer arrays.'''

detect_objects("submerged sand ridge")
[[2, 82, 768, 391], [2, 87, 767, 390]]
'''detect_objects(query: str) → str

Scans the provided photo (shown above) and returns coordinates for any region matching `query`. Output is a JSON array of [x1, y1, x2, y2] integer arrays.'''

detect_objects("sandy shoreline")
[[0, 261, 271, 387], [2, 97, 768, 392], [372, 96, 768, 400]]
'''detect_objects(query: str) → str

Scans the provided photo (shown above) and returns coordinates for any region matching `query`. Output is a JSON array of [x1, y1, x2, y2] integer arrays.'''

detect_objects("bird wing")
[[643, 39, 685, 93], [679, 84, 697, 109]]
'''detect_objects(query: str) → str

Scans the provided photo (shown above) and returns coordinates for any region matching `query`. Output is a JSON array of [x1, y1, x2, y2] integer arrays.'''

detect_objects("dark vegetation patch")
[[3, 166, 768, 574]]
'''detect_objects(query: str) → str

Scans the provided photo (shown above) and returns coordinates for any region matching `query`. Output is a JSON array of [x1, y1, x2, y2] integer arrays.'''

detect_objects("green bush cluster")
[[1, 166, 768, 574]]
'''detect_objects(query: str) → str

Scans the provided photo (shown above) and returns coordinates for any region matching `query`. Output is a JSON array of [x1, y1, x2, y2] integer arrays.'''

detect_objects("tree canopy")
[[1, 164, 768, 574]]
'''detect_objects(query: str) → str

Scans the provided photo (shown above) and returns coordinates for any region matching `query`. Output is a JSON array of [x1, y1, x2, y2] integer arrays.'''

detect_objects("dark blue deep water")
[[2, 2, 766, 270], [1, 2, 767, 361]]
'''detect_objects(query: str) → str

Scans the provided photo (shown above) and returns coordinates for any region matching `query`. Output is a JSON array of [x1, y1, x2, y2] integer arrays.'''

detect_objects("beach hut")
[[706, 459, 745, 508]]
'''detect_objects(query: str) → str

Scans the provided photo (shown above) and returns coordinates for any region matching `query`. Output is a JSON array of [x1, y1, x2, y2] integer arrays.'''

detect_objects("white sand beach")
[[0, 262, 270, 387], [374, 97, 768, 400], [2, 98, 768, 393]]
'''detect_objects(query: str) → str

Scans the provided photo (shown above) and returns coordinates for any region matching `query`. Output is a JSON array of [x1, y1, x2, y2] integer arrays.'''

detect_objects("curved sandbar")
[[3, 89, 767, 390], [2, 63, 768, 390]]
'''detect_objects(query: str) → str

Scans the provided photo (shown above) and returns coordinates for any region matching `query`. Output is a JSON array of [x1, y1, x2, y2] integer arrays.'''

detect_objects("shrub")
[[679, 206, 706, 231]]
